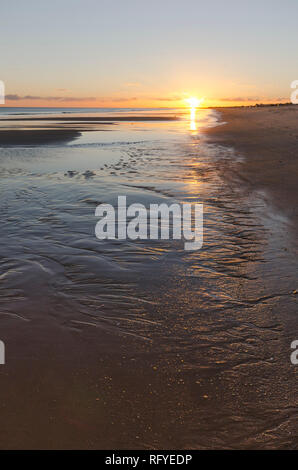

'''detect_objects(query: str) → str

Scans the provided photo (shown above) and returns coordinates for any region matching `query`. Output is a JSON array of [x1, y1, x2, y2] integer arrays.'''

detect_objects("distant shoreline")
[[0, 103, 295, 110]]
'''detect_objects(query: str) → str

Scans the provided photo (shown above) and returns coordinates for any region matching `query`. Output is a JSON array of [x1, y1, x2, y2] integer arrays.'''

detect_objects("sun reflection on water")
[[185, 97, 204, 132], [190, 107, 197, 131]]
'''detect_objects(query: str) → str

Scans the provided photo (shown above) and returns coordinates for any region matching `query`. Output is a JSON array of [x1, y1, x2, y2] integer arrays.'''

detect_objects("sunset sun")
[[185, 96, 204, 109]]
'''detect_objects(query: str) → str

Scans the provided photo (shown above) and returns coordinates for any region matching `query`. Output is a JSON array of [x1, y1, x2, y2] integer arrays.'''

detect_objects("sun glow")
[[186, 97, 202, 108]]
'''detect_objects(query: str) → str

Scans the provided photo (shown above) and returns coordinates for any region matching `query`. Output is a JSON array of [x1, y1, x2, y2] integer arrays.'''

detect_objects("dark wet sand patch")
[[0, 129, 82, 146], [0, 115, 179, 145]]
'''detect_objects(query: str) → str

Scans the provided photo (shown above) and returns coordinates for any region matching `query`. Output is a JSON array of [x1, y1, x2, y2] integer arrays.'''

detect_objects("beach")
[[0, 107, 297, 449], [204, 105, 298, 232]]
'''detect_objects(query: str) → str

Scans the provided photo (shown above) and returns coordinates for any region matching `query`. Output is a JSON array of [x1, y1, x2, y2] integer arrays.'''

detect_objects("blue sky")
[[1, 0, 297, 106]]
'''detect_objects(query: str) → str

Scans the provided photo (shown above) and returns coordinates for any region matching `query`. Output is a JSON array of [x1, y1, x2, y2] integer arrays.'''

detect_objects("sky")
[[0, 0, 297, 107]]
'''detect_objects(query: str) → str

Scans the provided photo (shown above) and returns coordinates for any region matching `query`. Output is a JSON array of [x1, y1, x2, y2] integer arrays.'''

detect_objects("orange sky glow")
[[2, 94, 289, 108]]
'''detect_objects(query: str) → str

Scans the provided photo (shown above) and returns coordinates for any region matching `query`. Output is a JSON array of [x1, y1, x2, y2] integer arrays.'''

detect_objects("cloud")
[[5, 93, 185, 104], [6, 94, 97, 102], [5, 94, 21, 101], [219, 97, 261, 102]]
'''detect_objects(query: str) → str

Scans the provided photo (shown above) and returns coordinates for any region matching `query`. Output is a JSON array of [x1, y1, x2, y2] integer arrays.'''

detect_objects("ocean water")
[[0, 106, 181, 116], [0, 108, 297, 449]]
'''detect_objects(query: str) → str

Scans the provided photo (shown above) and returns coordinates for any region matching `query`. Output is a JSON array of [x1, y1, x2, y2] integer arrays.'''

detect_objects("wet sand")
[[204, 105, 298, 231], [0, 115, 179, 145], [0, 115, 179, 122], [0, 109, 297, 449]]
